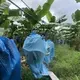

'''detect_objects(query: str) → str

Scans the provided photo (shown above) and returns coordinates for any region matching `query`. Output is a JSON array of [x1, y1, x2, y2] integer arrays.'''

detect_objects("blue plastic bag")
[[0, 37, 21, 80], [44, 39, 54, 65], [23, 32, 49, 78], [23, 32, 46, 54], [23, 32, 55, 79]]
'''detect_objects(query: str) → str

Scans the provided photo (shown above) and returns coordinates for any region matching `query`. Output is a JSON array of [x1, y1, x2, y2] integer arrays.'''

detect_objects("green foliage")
[[50, 16, 56, 22], [59, 10, 80, 51], [24, 8, 39, 25], [46, 11, 52, 22], [66, 10, 80, 50], [56, 15, 67, 23], [48, 0, 54, 4], [75, 0, 80, 2], [46, 11, 56, 22], [72, 10, 80, 22], [37, 0, 54, 18], [0, 0, 5, 4], [9, 9, 21, 16], [23, 0, 54, 25], [61, 22, 80, 51], [1, 19, 10, 29], [0, 28, 4, 35], [50, 45, 80, 80], [22, 67, 34, 80], [0, 2, 10, 15], [38, 3, 50, 18], [35, 5, 41, 14], [0, 2, 10, 27], [3, 8, 9, 15]]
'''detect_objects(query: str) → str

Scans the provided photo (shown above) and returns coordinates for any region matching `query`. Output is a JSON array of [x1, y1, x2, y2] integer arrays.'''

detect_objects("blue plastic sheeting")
[[44, 39, 54, 65], [23, 32, 49, 78], [0, 37, 21, 80], [23, 32, 54, 78], [23, 32, 46, 54], [28, 59, 49, 78]]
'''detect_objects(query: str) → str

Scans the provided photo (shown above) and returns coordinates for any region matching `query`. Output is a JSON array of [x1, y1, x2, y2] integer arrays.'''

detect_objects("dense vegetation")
[[51, 45, 80, 80], [22, 45, 80, 80]]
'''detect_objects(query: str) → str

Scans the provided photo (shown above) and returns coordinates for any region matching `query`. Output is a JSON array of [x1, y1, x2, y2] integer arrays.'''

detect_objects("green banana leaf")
[[76, 0, 80, 2]]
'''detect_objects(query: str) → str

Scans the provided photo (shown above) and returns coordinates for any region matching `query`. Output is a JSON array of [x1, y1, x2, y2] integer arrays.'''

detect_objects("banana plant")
[[2, 0, 55, 48], [7, 0, 54, 34], [8, 0, 54, 25], [65, 9, 80, 51], [36, 0, 54, 18]]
